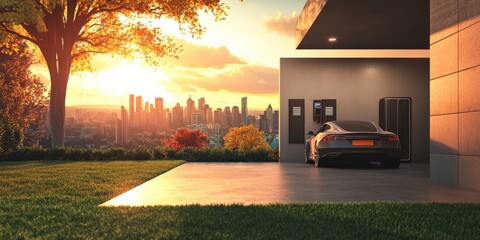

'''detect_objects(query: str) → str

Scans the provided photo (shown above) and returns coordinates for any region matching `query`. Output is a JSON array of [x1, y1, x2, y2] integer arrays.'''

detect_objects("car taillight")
[[322, 135, 347, 142], [380, 134, 399, 141]]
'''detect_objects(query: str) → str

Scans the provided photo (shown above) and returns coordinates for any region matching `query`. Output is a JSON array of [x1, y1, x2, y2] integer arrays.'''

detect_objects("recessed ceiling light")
[[328, 37, 337, 42]]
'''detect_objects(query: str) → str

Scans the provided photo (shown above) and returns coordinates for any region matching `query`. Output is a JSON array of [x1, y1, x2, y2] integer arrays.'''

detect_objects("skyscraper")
[[155, 97, 164, 128], [224, 106, 232, 128], [273, 110, 279, 132], [172, 103, 184, 128], [232, 106, 242, 127], [205, 105, 213, 124], [186, 96, 195, 125], [129, 94, 135, 123], [116, 106, 128, 144], [266, 104, 273, 133], [135, 95, 143, 128], [214, 108, 226, 130], [198, 97, 206, 124], [241, 97, 248, 124]]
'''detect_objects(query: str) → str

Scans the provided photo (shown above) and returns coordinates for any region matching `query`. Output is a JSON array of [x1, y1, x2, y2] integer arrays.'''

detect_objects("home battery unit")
[[379, 97, 412, 162]]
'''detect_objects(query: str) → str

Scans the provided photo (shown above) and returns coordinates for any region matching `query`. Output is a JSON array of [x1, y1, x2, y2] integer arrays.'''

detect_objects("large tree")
[[0, 0, 233, 147]]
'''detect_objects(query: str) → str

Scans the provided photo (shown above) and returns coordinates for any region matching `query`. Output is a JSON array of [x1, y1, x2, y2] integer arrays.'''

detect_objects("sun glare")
[[83, 60, 173, 104]]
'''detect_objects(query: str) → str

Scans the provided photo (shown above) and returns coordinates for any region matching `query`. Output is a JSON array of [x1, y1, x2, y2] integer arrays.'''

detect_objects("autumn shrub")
[[162, 128, 208, 150], [223, 125, 271, 150]]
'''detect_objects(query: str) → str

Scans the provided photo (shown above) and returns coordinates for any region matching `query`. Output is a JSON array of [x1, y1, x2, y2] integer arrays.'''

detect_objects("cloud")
[[170, 38, 245, 69], [264, 11, 298, 37], [165, 64, 279, 94]]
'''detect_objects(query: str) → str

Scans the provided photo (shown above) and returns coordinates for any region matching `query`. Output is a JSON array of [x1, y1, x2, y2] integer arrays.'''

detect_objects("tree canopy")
[[0, 0, 235, 147], [223, 125, 270, 150], [0, 0, 231, 68], [0, 37, 48, 149]]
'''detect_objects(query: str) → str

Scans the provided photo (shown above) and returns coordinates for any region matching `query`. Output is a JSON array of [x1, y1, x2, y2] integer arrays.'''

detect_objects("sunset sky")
[[30, 0, 428, 112]]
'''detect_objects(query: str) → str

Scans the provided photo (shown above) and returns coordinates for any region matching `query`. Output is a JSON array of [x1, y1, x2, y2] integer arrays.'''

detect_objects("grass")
[[0, 161, 479, 239]]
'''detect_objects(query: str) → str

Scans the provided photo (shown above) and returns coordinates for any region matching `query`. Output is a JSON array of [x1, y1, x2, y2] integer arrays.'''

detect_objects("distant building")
[[224, 106, 232, 128], [191, 113, 200, 125], [198, 97, 206, 124], [273, 110, 279, 132], [135, 95, 143, 128], [232, 106, 242, 127], [247, 115, 258, 127], [265, 104, 273, 133], [259, 114, 267, 133], [214, 108, 226, 130], [116, 106, 128, 144], [241, 97, 248, 124], [129, 94, 135, 124], [172, 103, 184, 128], [155, 97, 164, 128], [186, 96, 195, 125], [205, 105, 213, 124]]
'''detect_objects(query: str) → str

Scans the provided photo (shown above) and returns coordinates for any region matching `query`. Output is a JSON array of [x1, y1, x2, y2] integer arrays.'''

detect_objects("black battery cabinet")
[[379, 97, 412, 162], [288, 99, 305, 144]]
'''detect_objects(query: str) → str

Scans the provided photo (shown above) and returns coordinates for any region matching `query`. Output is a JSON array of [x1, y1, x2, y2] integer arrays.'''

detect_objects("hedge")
[[0, 147, 279, 162]]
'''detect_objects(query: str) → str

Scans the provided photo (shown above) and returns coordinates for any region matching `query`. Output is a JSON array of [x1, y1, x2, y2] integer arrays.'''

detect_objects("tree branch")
[[33, 0, 50, 15], [72, 49, 108, 59], [0, 23, 38, 45]]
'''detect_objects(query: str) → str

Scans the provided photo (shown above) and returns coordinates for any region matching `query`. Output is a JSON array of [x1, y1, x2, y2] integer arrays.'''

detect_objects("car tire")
[[305, 144, 313, 164], [381, 157, 400, 169], [314, 150, 327, 168]]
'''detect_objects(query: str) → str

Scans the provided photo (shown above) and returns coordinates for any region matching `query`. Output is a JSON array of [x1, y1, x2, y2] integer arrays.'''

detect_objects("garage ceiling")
[[296, 0, 429, 49]]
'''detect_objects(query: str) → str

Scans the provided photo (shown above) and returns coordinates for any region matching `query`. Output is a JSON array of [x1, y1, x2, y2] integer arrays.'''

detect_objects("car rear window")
[[335, 121, 378, 132]]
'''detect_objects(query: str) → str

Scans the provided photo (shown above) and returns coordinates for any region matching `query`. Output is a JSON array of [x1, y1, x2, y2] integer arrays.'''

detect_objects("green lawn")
[[0, 161, 479, 239]]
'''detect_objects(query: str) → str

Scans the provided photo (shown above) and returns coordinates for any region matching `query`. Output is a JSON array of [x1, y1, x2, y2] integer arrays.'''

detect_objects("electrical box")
[[313, 99, 337, 124]]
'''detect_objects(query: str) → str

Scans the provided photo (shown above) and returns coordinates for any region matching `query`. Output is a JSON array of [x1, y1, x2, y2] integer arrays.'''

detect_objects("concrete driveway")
[[102, 162, 480, 206]]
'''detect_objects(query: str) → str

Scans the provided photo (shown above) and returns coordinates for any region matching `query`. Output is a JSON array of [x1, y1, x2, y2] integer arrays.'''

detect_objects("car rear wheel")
[[314, 150, 327, 168], [381, 157, 400, 169], [305, 144, 313, 164]]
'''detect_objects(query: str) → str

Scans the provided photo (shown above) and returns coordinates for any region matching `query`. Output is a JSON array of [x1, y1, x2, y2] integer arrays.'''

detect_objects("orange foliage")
[[163, 128, 209, 150], [223, 125, 270, 150]]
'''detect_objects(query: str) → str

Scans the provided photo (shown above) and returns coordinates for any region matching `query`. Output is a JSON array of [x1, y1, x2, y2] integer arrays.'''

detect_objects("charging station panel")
[[313, 99, 337, 124]]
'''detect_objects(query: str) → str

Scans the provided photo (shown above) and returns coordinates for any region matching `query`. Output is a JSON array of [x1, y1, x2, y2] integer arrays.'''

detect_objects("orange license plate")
[[352, 140, 374, 146]]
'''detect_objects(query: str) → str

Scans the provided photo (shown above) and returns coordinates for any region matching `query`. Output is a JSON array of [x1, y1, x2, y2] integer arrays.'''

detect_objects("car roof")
[[327, 120, 380, 133]]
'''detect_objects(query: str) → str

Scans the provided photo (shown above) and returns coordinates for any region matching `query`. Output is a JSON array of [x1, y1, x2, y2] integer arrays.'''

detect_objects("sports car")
[[305, 121, 400, 168]]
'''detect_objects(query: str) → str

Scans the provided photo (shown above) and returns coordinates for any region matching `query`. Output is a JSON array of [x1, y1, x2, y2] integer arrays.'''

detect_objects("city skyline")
[[121, 93, 274, 129]]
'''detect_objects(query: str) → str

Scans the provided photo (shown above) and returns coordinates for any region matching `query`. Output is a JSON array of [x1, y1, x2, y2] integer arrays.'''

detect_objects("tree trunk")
[[48, 75, 68, 147], [45, 47, 72, 148]]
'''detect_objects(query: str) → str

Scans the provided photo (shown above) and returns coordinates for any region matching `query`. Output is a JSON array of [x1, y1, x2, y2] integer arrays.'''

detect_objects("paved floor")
[[101, 162, 480, 206]]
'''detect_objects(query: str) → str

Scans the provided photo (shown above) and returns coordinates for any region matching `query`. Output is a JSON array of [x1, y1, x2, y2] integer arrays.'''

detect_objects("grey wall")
[[280, 58, 430, 163]]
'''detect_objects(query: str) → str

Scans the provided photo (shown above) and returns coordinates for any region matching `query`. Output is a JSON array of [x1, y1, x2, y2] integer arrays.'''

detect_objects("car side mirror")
[[307, 131, 315, 136]]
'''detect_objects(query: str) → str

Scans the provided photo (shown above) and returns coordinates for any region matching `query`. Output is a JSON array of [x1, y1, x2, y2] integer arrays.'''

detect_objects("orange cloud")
[[168, 38, 245, 68], [165, 64, 279, 94], [264, 12, 298, 37]]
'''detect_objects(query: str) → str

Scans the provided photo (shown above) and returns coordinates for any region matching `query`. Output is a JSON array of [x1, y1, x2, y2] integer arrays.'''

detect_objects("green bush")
[[0, 116, 24, 154], [0, 146, 279, 162]]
